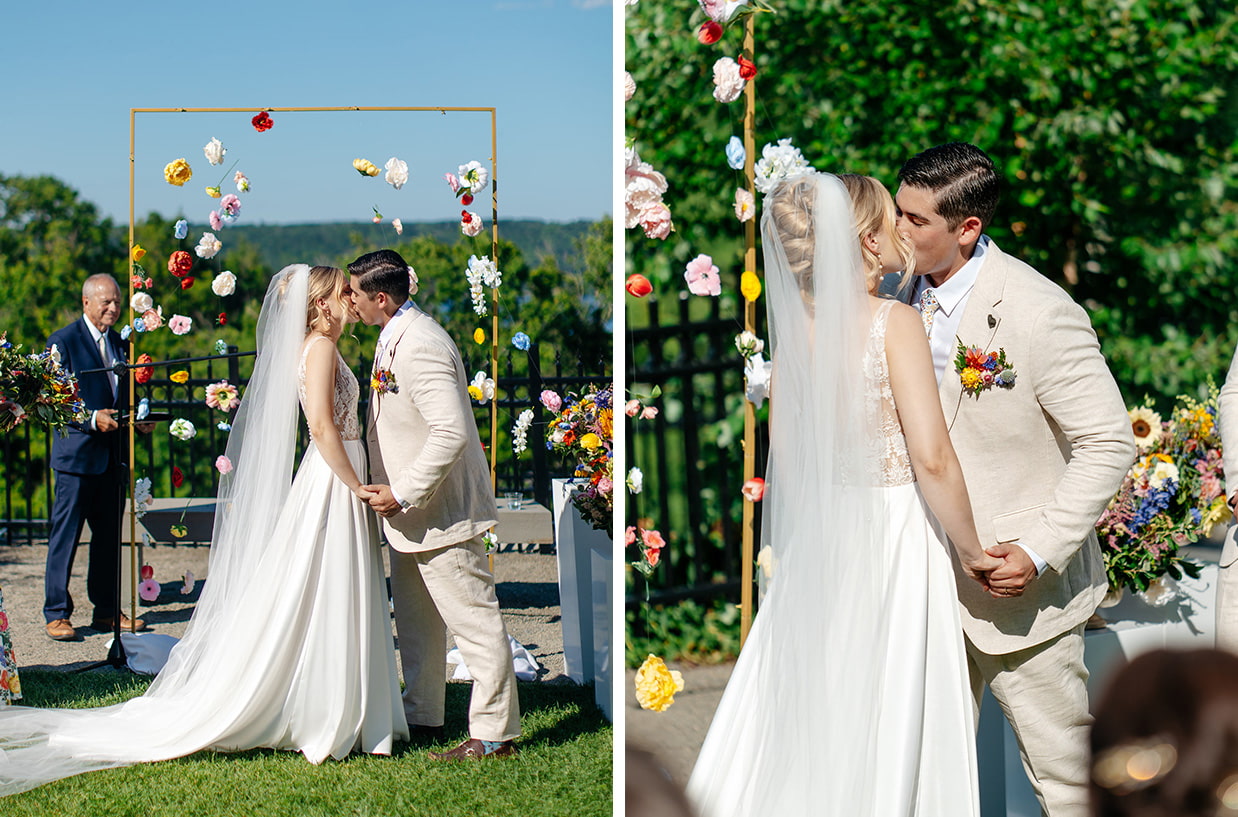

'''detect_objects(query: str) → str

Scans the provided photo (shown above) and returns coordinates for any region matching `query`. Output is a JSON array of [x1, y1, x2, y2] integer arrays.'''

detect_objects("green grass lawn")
[[5, 671, 612, 817]]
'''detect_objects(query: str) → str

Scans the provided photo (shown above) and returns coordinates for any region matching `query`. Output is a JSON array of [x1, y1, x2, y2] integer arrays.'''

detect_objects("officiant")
[[42, 273, 146, 642]]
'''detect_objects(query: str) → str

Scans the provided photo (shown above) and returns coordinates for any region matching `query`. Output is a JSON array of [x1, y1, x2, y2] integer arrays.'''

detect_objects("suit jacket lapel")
[[938, 245, 1007, 429], [367, 307, 422, 435]]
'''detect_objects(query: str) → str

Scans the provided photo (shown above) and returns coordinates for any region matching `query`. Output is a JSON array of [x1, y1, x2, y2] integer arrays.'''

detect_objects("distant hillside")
[[226, 219, 595, 273]]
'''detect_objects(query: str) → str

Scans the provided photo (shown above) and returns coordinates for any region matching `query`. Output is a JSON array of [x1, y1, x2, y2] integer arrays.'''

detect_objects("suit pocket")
[[991, 504, 1046, 544]]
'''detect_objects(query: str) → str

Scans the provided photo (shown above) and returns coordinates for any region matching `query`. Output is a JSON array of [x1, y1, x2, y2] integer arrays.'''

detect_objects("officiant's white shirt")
[[915, 236, 1047, 576]]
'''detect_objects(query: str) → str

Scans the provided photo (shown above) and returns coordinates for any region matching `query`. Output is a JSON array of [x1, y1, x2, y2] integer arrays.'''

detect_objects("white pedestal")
[[978, 563, 1219, 816], [551, 478, 613, 720]]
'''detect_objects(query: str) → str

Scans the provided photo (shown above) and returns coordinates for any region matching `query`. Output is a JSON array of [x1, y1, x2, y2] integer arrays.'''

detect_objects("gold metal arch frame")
[[126, 106, 502, 626]]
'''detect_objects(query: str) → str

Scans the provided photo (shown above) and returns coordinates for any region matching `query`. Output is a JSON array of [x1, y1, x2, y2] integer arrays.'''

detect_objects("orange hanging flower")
[[134, 354, 154, 384]]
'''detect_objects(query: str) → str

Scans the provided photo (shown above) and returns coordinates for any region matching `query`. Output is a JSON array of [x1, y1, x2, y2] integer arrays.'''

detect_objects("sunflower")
[[1128, 406, 1162, 450]]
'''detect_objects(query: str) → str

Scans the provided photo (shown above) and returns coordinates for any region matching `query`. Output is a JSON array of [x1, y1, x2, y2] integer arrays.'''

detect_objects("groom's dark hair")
[[349, 249, 411, 302], [898, 143, 999, 232]]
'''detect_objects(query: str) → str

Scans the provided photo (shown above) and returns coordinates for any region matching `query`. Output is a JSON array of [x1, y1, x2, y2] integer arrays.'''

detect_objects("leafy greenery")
[[7, 671, 611, 817], [625, 598, 743, 667]]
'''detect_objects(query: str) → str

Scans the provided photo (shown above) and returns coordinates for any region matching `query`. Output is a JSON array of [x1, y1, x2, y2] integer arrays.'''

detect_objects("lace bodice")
[[863, 301, 914, 486], [297, 335, 361, 441]]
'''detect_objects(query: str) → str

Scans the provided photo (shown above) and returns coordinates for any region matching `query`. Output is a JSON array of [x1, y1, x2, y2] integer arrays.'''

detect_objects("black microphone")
[[877, 272, 903, 300]]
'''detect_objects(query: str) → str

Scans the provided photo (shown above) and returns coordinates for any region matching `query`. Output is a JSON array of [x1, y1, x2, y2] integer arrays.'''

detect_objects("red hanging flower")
[[737, 55, 757, 80], [626, 273, 653, 298], [251, 111, 274, 132], [461, 193, 474, 206], [216, 312, 227, 326], [134, 354, 154, 384], [742, 477, 766, 502], [697, 21, 723, 44], [171, 466, 184, 488], [140, 564, 154, 580], [180, 276, 195, 290], [168, 250, 193, 277]]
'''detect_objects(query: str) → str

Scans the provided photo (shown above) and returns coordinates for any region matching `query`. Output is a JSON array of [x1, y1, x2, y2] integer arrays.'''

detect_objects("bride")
[[686, 174, 1001, 816], [0, 264, 406, 795]]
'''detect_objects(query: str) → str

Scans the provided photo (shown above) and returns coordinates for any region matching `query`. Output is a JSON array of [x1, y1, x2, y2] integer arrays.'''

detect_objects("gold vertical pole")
[[127, 109, 139, 633], [739, 16, 758, 646], [489, 109, 499, 575]]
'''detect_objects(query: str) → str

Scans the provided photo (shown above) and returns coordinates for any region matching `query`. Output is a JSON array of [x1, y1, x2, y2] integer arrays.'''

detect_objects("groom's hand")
[[983, 543, 1037, 598], [363, 484, 403, 517]]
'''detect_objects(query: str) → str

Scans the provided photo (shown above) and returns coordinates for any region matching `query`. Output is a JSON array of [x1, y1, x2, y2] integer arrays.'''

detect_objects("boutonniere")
[[955, 341, 1016, 396], [371, 368, 399, 395]]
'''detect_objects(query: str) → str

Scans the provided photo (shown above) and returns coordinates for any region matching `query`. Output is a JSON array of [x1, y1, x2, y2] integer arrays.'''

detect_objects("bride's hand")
[[960, 552, 1003, 592], [353, 485, 377, 501]]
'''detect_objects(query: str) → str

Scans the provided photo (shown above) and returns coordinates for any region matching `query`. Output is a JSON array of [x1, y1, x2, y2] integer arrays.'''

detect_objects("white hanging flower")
[[754, 138, 816, 195], [211, 270, 237, 297], [734, 331, 764, 359], [627, 467, 644, 495], [468, 371, 496, 404], [131, 292, 153, 314], [385, 157, 409, 190], [511, 408, 535, 455], [712, 57, 745, 104], [458, 160, 489, 194], [744, 352, 773, 408], [465, 255, 502, 316], [203, 137, 226, 166], [133, 477, 153, 518], [624, 71, 636, 102], [169, 418, 197, 440], [194, 232, 222, 259]]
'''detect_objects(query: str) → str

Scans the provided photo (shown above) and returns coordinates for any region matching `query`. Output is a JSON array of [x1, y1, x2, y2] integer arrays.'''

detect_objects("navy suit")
[[44, 316, 128, 624]]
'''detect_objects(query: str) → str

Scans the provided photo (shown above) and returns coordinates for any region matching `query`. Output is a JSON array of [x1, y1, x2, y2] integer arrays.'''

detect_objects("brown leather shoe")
[[46, 619, 77, 640], [89, 613, 146, 632], [428, 738, 518, 761]]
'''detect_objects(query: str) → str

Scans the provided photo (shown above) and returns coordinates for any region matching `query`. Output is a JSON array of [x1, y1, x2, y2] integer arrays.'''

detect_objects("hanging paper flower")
[[130, 245, 147, 263], [353, 158, 380, 177], [754, 138, 816, 194], [540, 390, 562, 413], [624, 71, 636, 101], [385, 157, 409, 190], [169, 315, 193, 336], [234, 171, 250, 192], [214, 339, 228, 355], [697, 21, 723, 44], [194, 232, 222, 259], [205, 380, 240, 411], [464, 255, 502, 316], [142, 308, 164, 331], [181, 571, 196, 594], [734, 188, 755, 222], [209, 210, 223, 231], [625, 146, 674, 240], [217, 312, 227, 326], [444, 173, 461, 193], [172, 466, 184, 488], [712, 57, 745, 103], [141, 564, 154, 581], [169, 418, 197, 440], [625, 274, 653, 298], [737, 55, 757, 79], [138, 579, 161, 602], [203, 137, 226, 166], [135, 354, 154, 384], [634, 654, 684, 712], [372, 207, 383, 224], [641, 405, 659, 420], [745, 352, 773, 408], [220, 194, 241, 216], [205, 186, 222, 199], [458, 161, 489, 194], [625, 399, 641, 417], [741, 270, 762, 301], [120, 325, 132, 340], [215, 455, 233, 474], [742, 477, 766, 502], [461, 210, 484, 237], [133, 477, 153, 517], [468, 371, 496, 404], [173, 219, 189, 240], [180, 276, 195, 291], [170, 369, 189, 385], [131, 274, 153, 290], [407, 266, 419, 295], [461, 193, 474, 206], [169, 525, 188, 539], [725, 136, 746, 169], [627, 467, 644, 494], [684, 254, 722, 296], [163, 158, 192, 186], [512, 408, 535, 455], [251, 111, 274, 132], [392, 218, 403, 235], [512, 332, 531, 351], [211, 270, 236, 296], [473, 328, 486, 345], [168, 251, 193, 277], [217, 421, 232, 432], [735, 331, 765, 358], [698, 0, 746, 23], [131, 293, 153, 314]]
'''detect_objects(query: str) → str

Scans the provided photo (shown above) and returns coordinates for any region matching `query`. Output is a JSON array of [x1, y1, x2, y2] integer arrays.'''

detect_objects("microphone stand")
[[72, 348, 254, 673]]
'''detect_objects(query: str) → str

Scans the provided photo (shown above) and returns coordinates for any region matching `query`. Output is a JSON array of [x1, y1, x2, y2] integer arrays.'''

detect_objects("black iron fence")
[[626, 295, 768, 607], [1, 343, 608, 546]]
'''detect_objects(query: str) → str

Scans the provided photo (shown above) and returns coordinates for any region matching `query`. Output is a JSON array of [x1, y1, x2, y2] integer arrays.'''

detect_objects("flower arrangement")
[[954, 341, 1016, 396], [0, 335, 86, 435], [1095, 391, 1221, 593], [544, 385, 614, 533]]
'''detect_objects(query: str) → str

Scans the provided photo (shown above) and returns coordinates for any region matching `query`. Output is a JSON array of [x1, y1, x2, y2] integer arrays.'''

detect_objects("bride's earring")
[[874, 251, 883, 275]]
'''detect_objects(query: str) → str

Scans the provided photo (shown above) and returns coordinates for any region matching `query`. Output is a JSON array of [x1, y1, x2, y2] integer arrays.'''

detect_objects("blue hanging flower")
[[174, 219, 189, 240], [725, 136, 746, 170], [120, 324, 133, 340], [512, 332, 531, 351], [214, 339, 228, 355], [133, 318, 147, 333], [217, 421, 232, 432]]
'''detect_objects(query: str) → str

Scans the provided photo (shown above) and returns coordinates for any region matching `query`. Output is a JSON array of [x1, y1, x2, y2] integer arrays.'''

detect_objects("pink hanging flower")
[[625, 526, 638, 546], [444, 173, 461, 193], [168, 314, 193, 336], [625, 399, 641, 417], [215, 455, 233, 474], [220, 193, 241, 216], [539, 390, 562, 413], [138, 579, 161, 602], [742, 477, 766, 502], [461, 210, 484, 237], [712, 57, 745, 103], [209, 210, 223, 231], [684, 254, 722, 296], [640, 406, 659, 420]]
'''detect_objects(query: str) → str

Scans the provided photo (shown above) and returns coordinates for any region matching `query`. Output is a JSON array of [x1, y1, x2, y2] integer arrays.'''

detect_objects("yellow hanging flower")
[[473, 328, 486, 345], [579, 432, 602, 451], [352, 158, 380, 177], [467, 385, 483, 402], [130, 245, 147, 263], [169, 524, 188, 539], [740, 270, 762, 302], [634, 654, 684, 712], [205, 186, 222, 199], [163, 158, 192, 187], [170, 370, 190, 384]]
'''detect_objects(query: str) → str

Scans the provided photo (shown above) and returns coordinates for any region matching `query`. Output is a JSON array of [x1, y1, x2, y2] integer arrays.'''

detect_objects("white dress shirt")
[[914, 237, 1047, 576], [83, 316, 117, 430], [376, 301, 415, 508]]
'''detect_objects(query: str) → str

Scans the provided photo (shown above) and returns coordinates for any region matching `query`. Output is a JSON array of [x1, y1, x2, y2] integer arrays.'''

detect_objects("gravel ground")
[[0, 541, 567, 682]]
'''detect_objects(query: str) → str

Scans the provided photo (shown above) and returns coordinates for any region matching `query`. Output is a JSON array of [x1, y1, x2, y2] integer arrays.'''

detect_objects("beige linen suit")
[[1215, 346, 1238, 652], [367, 304, 520, 741], [931, 241, 1135, 816]]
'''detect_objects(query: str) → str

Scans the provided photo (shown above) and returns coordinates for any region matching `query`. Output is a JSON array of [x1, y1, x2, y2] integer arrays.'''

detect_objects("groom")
[[349, 249, 521, 760], [895, 143, 1135, 816]]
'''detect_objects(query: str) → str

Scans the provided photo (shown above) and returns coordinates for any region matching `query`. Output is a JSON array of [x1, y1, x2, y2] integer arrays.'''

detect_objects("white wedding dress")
[[686, 297, 981, 815], [0, 267, 406, 796]]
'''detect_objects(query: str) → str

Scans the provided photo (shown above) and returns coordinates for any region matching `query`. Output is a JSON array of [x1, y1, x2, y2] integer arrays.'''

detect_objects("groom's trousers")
[[966, 625, 1090, 817], [388, 535, 521, 742]]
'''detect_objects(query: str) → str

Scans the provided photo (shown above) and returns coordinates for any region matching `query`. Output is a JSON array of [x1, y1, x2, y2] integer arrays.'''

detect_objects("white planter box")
[[552, 478, 613, 720]]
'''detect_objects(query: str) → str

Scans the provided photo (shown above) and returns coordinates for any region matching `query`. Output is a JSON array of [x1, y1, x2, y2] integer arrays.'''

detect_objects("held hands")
[[960, 551, 1004, 593], [983, 543, 1038, 599], [353, 484, 378, 502], [361, 484, 402, 517]]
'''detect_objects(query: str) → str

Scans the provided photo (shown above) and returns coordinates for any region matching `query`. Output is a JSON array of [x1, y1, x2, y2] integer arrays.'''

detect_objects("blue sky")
[[0, 0, 612, 226]]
